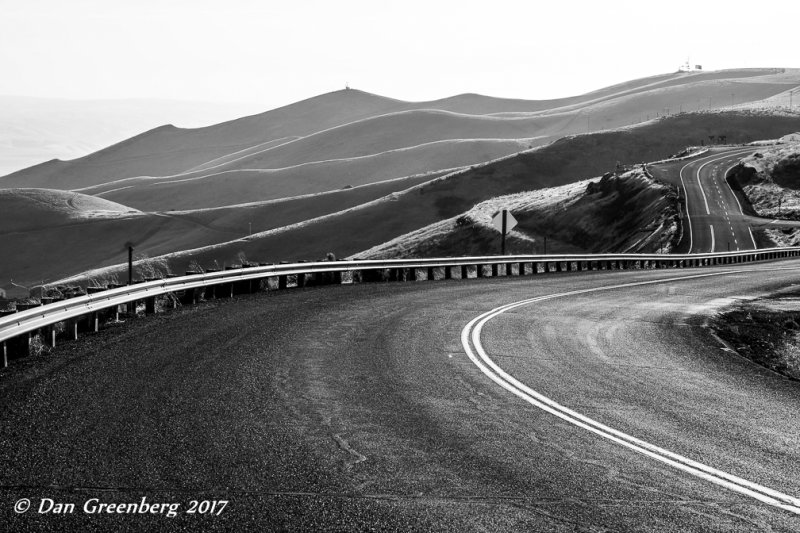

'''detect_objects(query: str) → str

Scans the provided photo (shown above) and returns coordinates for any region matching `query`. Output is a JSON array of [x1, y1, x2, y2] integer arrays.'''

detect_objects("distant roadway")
[[3, 265, 800, 531], [656, 148, 800, 253]]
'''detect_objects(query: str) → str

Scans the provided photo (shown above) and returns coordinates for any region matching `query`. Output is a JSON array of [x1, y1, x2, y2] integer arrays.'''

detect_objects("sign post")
[[491, 210, 518, 255]]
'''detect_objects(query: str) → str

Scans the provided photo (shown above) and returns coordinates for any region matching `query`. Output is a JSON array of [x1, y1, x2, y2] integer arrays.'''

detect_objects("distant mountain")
[[0, 96, 264, 176], [4, 68, 800, 294], [3, 68, 797, 202]]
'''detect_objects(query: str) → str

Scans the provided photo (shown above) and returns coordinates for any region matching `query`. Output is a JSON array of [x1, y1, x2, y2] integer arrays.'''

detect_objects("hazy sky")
[[2, 0, 798, 110]]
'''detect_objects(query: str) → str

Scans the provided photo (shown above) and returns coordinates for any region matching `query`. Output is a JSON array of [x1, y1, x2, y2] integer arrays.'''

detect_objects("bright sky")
[[2, 0, 798, 110]]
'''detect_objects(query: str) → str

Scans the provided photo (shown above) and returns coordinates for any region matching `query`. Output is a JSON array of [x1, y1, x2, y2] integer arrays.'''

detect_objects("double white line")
[[460, 271, 800, 514]]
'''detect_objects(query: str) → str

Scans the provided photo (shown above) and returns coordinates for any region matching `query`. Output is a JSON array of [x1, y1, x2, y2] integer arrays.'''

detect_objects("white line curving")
[[460, 269, 800, 515]]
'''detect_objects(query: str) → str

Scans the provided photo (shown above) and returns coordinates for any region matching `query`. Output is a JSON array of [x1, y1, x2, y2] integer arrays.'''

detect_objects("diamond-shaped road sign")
[[491, 210, 517, 234]]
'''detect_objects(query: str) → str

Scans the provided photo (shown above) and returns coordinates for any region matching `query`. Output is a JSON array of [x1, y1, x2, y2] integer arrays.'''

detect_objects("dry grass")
[[40, 111, 800, 286], [731, 140, 800, 218], [90, 137, 535, 210], [354, 169, 678, 258]]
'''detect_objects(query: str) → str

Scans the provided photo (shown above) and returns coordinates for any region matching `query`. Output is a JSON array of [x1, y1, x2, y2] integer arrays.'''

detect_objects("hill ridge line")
[[80, 137, 538, 194]]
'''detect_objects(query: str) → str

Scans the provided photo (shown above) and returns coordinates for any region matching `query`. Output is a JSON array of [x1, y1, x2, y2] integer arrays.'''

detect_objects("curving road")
[[655, 148, 800, 254], [677, 148, 759, 253], [2, 264, 800, 531]]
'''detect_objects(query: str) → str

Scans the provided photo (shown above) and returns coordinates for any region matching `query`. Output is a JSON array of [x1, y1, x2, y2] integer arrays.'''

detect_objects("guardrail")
[[3, 247, 800, 367]]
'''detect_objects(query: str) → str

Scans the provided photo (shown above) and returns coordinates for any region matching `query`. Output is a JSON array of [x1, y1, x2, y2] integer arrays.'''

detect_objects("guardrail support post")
[[145, 296, 156, 315], [68, 319, 78, 340], [45, 326, 56, 348]]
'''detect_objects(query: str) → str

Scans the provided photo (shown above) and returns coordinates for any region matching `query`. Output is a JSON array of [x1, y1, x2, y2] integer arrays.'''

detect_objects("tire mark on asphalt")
[[461, 269, 800, 515]]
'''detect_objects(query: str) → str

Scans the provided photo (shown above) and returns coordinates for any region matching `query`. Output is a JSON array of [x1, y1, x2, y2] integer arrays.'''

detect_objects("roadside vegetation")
[[353, 169, 679, 258], [711, 288, 800, 380], [727, 136, 800, 246]]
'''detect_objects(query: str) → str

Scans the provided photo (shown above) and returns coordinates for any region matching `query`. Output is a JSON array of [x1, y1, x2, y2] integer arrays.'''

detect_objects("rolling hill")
[[0, 96, 264, 177], [3, 68, 800, 295], [353, 169, 679, 258], [3, 68, 797, 196], [33, 111, 800, 293]]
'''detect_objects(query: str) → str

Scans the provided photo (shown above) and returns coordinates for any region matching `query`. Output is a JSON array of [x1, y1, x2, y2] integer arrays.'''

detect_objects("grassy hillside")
[[87, 138, 534, 210], [728, 139, 800, 220], [33, 69, 796, 213], [0, 175, 440, 294], [354, 170, 678, 258], [0, 189, 142, 232], [0, 90, 408, 189], [0, 96, 264, 177], [3, 69, 797, 197], [42, 111, 800, 288]]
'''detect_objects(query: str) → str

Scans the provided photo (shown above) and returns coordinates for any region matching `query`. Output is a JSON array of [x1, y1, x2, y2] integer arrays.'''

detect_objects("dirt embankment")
[[354, 169, 680, 258], [727, 138, 800, 219], [710, 289, 800, 380], [727, 138, 800, 246]]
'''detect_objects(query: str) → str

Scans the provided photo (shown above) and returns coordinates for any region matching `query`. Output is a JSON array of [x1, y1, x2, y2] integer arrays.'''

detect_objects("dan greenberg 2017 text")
[[14, 497, 229, 518]]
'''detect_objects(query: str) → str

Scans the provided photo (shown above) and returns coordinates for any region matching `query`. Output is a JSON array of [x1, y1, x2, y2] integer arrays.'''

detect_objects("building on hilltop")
[[678, 59, 702, 72]]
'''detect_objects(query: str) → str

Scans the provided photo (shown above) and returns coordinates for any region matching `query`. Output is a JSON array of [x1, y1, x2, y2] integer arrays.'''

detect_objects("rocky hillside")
[[729, 136, 800, 218], [353, 170, 680, 259]]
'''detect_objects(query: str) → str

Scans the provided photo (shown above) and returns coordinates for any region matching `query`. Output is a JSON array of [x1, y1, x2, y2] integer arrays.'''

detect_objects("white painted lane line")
[[694, 149, 755, 217], [698, 166, 711, 215], [679, 161, 695, 253], [678, 149, 754, 254], [749, 226, 757, 249], [710, 225, 715, 253], [461, 269, 800, 514]]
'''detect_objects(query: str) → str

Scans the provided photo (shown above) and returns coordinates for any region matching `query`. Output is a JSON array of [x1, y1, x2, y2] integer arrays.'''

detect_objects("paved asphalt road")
[[2, 262, 800, 531], [654, 147, 800, 254], [678, 148, 759, 253]]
